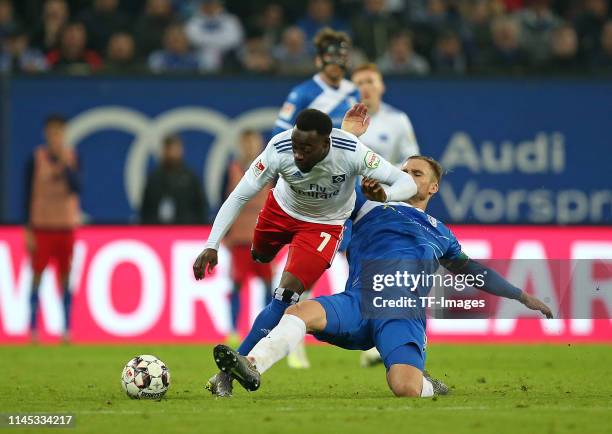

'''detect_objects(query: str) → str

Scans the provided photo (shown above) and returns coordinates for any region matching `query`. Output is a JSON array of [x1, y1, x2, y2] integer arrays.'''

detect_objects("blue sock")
[[62, 286, 73, 332], [29, 281, 40, 331], [263, 282, 273, 306], [230, 281, 241, 332], [236, 297, 291, 355]]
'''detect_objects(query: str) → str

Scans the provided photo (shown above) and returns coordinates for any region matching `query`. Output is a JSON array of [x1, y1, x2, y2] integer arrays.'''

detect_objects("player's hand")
[[520, 292, 554, 319], [24, 228, 36, 254], [193, 248, 218, 280], [341, 103, 370, 137], [361, 177, 387, 202]]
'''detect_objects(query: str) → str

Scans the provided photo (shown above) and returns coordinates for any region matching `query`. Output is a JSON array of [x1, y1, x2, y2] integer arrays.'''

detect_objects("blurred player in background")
[[24, 114, 80, 342], [272, 26, 358, 367], [351, 63, 420, 165], [272, 27, 358, 136], [224, 130, 273, 345], [351, 63, 420, 366]]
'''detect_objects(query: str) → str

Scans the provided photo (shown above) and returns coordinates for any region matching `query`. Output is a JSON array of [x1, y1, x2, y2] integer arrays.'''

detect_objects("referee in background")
[[24, 114, 80, 342]]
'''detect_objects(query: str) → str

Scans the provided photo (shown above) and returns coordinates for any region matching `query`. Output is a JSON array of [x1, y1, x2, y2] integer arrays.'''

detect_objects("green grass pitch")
[[1, 344, 611, 434]]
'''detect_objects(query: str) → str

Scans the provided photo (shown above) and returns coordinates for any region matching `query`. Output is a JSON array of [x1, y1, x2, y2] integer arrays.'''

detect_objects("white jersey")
[[204, 128, 417, 250], [246, 128, 396, 225], [358, 102, 419, 165]]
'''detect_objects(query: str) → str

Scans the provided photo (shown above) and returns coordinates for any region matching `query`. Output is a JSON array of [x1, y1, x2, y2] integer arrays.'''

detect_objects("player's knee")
[[388, 379, 421, 398], [251, 249, 273, 263], [285, 301, 326, 332]]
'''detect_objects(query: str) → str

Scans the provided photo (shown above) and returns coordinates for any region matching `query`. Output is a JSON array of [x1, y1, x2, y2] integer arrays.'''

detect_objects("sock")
[[230, 281, 241, 331], [263, 281, 273, 306], [248, 314, 307, 374], [29, 280, 40, 331], [62, 285, 73, 332], [236, 291, 294, 355], [421, 376, 434, 397]]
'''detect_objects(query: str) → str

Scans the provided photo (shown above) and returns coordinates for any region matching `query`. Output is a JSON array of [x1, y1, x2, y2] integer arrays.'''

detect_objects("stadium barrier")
[[0, 225, 610, 344], [2, 77, 611, 225]]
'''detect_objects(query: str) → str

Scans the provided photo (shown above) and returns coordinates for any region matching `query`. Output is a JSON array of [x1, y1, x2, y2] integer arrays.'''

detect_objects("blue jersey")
[[345, 188, 463, 296], [272, 74, 360, 135]]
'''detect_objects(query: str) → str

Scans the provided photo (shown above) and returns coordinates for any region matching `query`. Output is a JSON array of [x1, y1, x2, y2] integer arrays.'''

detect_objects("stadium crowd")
[[1, 0, 611, 76]]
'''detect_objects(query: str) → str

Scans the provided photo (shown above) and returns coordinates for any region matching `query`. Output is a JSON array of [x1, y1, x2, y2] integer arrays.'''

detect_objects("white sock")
[[421, 376, 434, 397], [248, 314, 307, 374]]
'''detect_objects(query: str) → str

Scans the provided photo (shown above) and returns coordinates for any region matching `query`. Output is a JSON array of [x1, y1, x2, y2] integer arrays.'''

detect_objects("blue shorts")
[[313, 292, 427, 370]]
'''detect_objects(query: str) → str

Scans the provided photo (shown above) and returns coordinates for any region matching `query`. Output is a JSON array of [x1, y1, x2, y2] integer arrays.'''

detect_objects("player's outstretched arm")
[[341, 103, 370, 137], [192, 177, 263, 280], [440, 256, 554, 318]]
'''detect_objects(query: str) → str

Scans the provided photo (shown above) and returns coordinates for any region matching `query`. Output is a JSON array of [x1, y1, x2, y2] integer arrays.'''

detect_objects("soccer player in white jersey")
[[351, 63, 421, 366], [351, 63, 420, 165], [195, 105, 417, 396]]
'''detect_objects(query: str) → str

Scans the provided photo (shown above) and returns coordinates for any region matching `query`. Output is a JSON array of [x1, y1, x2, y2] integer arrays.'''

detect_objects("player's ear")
[[315, 56, 322, 69], [429, 181, 439, 195]]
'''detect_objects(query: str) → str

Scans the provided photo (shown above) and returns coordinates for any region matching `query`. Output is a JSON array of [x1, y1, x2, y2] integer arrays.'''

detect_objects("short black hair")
[[295, 109, 332, 136], [44, 114, 67, 127]]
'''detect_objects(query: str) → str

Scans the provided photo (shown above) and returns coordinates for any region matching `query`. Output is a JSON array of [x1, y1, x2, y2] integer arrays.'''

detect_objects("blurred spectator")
[[273, 26, 314, 75], [249, 3, 286, 47], [591, 20, 612, 72], [237, 35, 276, 74], [0, 27, 48, 73], [574, 0, 610, 57], [410, 0, 470, 60], [148, 24, 201, 73], [184, 0, 244, 72], [543, 24, 583, 73], [0, 0, 18, 40], [432, 29, 467, 74], [464, 0, 505, 57], [515, 0, 563, 64], [224, 130, 273, 343], [104, 32, 143, 73], [140, 135, 207, 224], [47, 22, 103, 74], [133, 0, 175, 56], [296, 0, 350, 48], [31, 0, 70, 53], [78, 0, 130, 53], [478, 16, 530, 74], [25, 114, 80, 342], [351, 0, 402, 61], [376, 31, 430, 75]]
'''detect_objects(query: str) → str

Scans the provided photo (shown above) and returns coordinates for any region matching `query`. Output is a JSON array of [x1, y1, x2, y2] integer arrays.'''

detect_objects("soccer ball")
[[121, 355, 170, 400]]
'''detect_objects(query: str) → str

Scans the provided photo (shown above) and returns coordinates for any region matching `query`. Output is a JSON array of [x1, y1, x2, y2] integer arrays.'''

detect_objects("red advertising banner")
[[0, 226, 610, 344]]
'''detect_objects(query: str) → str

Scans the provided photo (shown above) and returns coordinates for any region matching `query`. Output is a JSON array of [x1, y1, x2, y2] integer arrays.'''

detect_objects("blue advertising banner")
[[3, 76, 612, 224]]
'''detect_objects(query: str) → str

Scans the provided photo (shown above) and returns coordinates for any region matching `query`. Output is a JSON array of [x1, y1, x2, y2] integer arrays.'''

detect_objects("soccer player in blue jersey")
[[212, 156, 553, 397], [272, 27, 359, 136]]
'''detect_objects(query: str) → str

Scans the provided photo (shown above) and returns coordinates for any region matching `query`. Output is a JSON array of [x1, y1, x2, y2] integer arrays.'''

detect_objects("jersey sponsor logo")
[[291, 170, 303, 179], [252, 159, 266, 178], [427, 215, 438, 227], [279, 102, 296, 121], [331, 174, 346, 184], [365, 150, 381, 169], [289, 184, 340, 199]]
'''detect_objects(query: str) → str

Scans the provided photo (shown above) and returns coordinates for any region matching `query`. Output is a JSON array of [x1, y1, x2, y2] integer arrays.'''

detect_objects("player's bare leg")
[[60, 272, 72, 343], [387, 363, 449, 397], [29, 273, 42, 343]]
